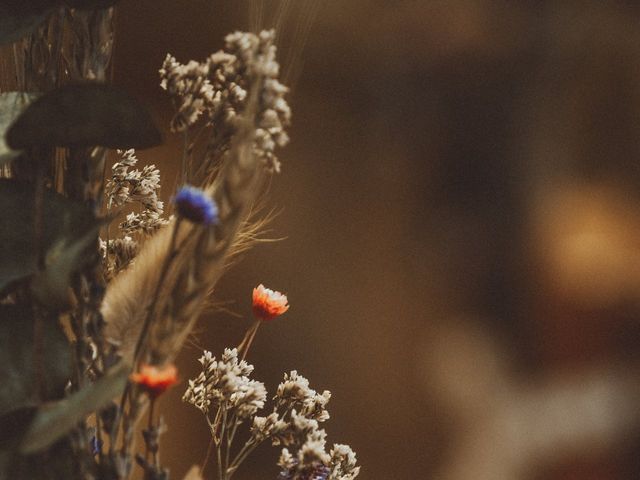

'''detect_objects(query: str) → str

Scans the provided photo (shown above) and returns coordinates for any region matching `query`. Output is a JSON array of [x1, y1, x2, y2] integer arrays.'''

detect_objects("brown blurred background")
[[113, 1, 640, 479]]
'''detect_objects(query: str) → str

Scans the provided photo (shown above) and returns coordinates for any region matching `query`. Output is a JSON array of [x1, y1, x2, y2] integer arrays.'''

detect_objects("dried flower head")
[[251, 412, 285, 442], [276, 422, 361, 480], [328, 444, 361, 480], [106, 150, 167, 228], [174, 185, 219, 225], [183, 348, 266, 418], [276, 371, 331, 422], [102, 149, 169, 278], [131, 364, 179, 398], [252, 284, 289, 321], [183, 348, 358, 479], [159, 29, 291, 174]]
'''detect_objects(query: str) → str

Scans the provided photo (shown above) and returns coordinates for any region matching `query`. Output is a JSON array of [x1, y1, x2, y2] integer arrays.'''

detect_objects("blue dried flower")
[[174, 185, 219, 225], [90, 436, 102, 456]]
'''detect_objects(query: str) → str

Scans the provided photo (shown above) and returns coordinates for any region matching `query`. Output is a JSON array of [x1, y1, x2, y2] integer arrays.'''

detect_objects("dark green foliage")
[[20, 362, 129, 454], [31, 219, 107, 310], [7, 83, 162, 150], [0, 179, 97, 293], [0, 305, 72, 416], [0, 93, 38, 165], [0, 1, 58, 45], [3, 431, 79, 480], [0, 362, 128, 477]]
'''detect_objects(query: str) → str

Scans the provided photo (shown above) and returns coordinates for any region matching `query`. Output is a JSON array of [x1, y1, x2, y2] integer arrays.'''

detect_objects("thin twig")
[[200, 435, 215, 477], [239, 321, 261, 361]]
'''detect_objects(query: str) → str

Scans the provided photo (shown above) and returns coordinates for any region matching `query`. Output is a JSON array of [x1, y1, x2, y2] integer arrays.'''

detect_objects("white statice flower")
[[106, 149, 169, 240], [231, 378, 267, 418], [272, 410, 322, 447], [276, 371, 331, 422], [251, 412, 282, 442], [120, 210, 167, 235], [277, 436, 361, 480], [277, 429, 331, 480], [183, 348, 266, 419], [183, 348, 359, 479], [328, 444, 360, 480], [159, 29, 291, 173], [183, 374, 209, 414], [300, 435, 330, 469], [159, 54, 213, 131], [278, 448, 296, 471]]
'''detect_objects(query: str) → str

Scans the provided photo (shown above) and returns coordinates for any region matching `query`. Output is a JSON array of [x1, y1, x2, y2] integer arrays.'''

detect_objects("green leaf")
[[19, 362, 129, 454], [0, 305, 72, 416], [0, 92, 38, 164], [31, 220, 105, 310], [0, 179, 96, 293], [0, 2, 57, 46], [7, 83, 162, 149]]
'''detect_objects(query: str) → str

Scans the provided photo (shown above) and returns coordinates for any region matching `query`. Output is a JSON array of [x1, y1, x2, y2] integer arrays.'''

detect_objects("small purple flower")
[[90, 436, 102, 456], [278, 464, 330, 480], [174, 185, 219, 225]]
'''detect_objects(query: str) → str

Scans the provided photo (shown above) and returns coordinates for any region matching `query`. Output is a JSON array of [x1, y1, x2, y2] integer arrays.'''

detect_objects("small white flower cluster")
[[159, 29, 291, 173], [327, 445, 360, 480], [106, 149, 168, 235], [268, 372, 359, 479], [184, 352, 360, 479], [101, 150, 169, 277], [278, 443, 360, 480], [159, 55, 214, 132], [183, 348, 267, 419], [276, 370, 332, 422]]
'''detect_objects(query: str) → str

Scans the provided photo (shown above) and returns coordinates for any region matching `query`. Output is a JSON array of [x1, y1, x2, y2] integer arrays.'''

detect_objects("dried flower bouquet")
[[0, 2, 359, 479]]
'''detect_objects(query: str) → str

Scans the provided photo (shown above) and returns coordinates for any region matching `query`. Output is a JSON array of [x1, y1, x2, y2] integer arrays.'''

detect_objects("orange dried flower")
[[252, 284, 289, 321], [130, 364, 178, 398]]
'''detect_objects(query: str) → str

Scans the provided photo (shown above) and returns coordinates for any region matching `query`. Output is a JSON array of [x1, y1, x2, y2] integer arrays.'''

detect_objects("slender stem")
[[217, 432, 224, 480], [200, 435, 215, 477], [220, 408, 228, 478], [211, 320, 261, 466], [224, 412, 238, 474], [145, 398, 155, 463], [182, 128, 189, 185], [228, 440, 258, 477], [211, 405, 223, 445], [240, 321, 261, 361]]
